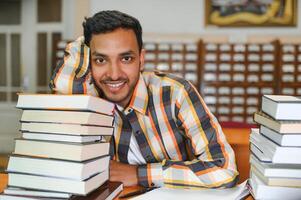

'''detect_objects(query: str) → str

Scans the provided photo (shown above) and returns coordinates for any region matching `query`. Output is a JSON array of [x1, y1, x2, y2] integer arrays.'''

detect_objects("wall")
[[89, 0, 301, 42]]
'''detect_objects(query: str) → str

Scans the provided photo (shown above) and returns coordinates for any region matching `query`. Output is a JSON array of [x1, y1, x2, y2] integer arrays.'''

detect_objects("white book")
[[16, 94, 115, 115], [250, 154, 301, 178], [21, 122, 114, 136], [251, 165, 301, 187], [21, 110, 114, 126], [262, 95, 301, 120], [254, 111, 301, 133], [250, 128, 301, 164], [250, 144, 271, 162], [260, 125, 301, 147], [14, 139, 109, 161], [250, 172, 301, 200], [8, 170, 109, 195], [3, 187, 71, 198], [7, 155, 110, 180], [0, 194, 63, 200], [22, 132, 103, 143]]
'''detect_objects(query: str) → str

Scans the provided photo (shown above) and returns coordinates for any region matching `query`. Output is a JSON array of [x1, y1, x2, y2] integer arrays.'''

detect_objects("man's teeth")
[[107, 82, 124, 88]]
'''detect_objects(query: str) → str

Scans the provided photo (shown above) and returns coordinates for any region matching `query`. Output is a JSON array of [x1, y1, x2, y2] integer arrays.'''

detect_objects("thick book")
[[14, 139, 109, 161], [251, 165, 301, 187], [21, 110, 114, 126], [21, 122, 114, 136], [250, 154, 301, 179], [0, 194, 67, 199], [22, 132, 103, 143], [8, 170, 109, 195], [16, 94, 115, 115], [1, 182, 123, 200], [254, 111, 301, 133], [250, 128, 301, 164], [249, 172, 301, 200], [250, 143, 271, 162], [72, 181, 123, 200], [7, 155, 110, 180], [260, 125, 301, 147], [3, 187, 71, 198], [262, 95, 301, 120]]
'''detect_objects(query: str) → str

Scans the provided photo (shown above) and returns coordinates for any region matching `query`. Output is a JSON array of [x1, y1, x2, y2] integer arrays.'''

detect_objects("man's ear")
[[139, 49, 146, 72]]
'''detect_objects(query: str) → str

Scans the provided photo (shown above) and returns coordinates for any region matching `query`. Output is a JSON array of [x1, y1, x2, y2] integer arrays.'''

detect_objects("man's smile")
[[103, 80, 127, 92]]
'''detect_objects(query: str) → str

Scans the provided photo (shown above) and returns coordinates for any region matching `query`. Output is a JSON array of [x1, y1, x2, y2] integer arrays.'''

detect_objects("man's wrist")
[[137, 163, 164, 187]]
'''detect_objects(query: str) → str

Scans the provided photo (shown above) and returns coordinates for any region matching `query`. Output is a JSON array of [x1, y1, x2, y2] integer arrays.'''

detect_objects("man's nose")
[[107, 63, 122, 80]]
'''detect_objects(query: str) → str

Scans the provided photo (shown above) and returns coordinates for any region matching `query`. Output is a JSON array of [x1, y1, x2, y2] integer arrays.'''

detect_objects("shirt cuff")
[[137, 162, 164, 187]]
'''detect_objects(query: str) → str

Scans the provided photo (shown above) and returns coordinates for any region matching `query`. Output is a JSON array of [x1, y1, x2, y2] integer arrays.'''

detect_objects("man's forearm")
[[109, 160, 138, 186]]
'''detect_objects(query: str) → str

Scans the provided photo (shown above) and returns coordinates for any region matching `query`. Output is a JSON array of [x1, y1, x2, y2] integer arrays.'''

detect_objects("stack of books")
[[250, 95, 301, 199], [1, 94, 123, 199]]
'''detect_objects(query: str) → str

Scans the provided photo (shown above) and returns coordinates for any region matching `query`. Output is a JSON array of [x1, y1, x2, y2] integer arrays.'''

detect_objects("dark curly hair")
[[83, 10, 143, 52]]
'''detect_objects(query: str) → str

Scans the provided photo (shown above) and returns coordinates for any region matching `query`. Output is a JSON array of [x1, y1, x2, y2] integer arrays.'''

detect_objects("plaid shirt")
[[50, 37, 239, 189]]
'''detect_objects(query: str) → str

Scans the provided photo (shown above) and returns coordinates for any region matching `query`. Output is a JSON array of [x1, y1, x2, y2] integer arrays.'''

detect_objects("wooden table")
[[223, 127, 251, 183], [0, 174, 7, 193]]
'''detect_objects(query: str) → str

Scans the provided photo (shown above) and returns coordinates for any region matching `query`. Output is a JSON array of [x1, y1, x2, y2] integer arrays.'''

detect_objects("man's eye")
[[95, 58, 105, 64], [121, 56, 133, 63]]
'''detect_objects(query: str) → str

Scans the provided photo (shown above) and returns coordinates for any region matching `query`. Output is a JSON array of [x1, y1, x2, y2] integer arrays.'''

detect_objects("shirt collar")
[[126, 73, 149, 115]]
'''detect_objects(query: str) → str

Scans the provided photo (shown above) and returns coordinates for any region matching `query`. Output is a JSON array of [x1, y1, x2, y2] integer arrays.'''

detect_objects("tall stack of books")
[[1, 94, 123, 199], [249, 94, 301, 199]]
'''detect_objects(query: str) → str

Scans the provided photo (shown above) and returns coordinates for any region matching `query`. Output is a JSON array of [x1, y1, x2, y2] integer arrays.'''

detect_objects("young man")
[[50, 10, 238, 188]]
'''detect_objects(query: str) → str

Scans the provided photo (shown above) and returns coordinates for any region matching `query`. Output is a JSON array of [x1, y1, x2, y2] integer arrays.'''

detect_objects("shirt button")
[[135, 130, 141, 135]]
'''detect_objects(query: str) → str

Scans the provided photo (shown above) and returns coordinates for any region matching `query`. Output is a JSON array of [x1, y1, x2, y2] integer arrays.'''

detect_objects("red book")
[[73, 181, 123, 200]]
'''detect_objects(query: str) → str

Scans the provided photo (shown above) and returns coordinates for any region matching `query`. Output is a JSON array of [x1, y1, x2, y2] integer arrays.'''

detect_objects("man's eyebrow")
[[91, 50, 136, 58], [120, 50, 135, 56], [91, 51, 107, 57]]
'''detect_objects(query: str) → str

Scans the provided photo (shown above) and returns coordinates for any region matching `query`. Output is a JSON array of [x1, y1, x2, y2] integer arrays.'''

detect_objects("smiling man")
[[89, 28, 143, 108], [50, 10, 239, 189]]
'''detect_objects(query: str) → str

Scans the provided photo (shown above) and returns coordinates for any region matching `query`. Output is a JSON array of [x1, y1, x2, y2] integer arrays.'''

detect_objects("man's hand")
[[109, 160, 138, 186]]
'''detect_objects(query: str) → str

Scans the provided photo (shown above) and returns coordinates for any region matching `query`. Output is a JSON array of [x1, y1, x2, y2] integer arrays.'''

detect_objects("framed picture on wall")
[[205, 0, 297, 27]]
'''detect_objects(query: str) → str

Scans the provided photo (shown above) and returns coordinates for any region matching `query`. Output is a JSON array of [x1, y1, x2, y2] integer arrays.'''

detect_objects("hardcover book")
[[16, 94, 115, 115], [73, 181, 123, 200], [14, 139, 109, 162], [7, 155, 110, 180], [250, 128, 301, 164], [1, 181, 123, 200], [262, 95, 301, 120], [250, 154, 301, 179], [3, 187, 71, 198], [21, 122, 114, 136], [8, 170, 109, 195], [260, 125, 301, 147], [250, 172, 301, 200], [254, 111, 301, 134], [21, 110, 114, 126], [22, 132, 103, 143], [251, 165, 301, 187]]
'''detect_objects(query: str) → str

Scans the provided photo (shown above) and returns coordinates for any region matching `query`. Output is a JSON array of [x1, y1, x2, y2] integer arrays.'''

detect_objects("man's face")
[[90, 28, 145, 107]]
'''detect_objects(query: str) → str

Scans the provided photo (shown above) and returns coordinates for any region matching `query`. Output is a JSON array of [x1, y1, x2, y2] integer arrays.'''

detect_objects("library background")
[[0, 0, 301, 199]]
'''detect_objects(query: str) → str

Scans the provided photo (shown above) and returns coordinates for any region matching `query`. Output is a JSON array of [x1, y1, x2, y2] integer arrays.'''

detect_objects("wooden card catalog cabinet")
[[143, 42, 201, 89], [200, 41, 278, 124], [279, 43, 301, 96]]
